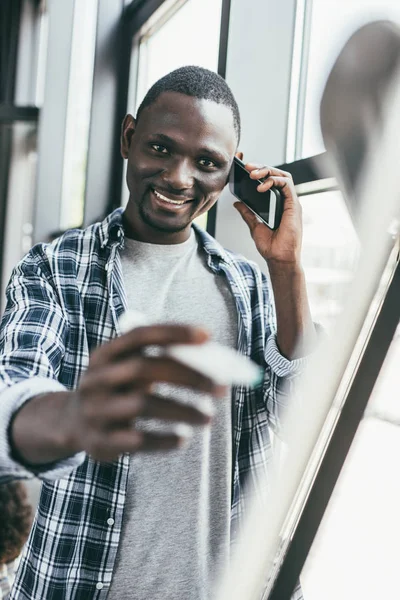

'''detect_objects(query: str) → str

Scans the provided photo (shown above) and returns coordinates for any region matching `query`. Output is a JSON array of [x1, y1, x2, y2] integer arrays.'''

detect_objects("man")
[[0, 66, 313, 599]]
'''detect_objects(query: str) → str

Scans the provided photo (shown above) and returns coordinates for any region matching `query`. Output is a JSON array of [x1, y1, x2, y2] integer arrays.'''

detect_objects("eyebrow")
[[148, 132, 230, 163]]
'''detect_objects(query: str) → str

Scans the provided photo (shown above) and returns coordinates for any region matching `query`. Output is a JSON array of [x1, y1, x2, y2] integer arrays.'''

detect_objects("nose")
[[162, 158, 195, 191]]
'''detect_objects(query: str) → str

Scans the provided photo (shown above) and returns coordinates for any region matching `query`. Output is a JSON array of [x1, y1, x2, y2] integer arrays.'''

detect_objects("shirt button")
[[96, 582, 104, 590], [107, 518, 114, 526]]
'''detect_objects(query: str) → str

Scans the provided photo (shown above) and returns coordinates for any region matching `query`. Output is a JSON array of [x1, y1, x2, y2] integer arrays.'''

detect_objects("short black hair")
[[136, 65, 241, 142]]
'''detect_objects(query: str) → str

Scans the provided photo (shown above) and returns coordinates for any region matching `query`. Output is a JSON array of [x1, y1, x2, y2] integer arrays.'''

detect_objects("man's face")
[[121, 91, 238, 244]]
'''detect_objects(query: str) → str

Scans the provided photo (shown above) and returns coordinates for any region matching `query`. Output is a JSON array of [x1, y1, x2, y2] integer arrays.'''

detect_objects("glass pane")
[[300, 190, 359, 329], [301, 325, 400, 600], [301, 0, 400, 157], [60, 0, 98, 230], [35, 5, 49, 108], [1, 122, 38, 308], [14, 1, 49, 107], [135, 0, 223, 107]]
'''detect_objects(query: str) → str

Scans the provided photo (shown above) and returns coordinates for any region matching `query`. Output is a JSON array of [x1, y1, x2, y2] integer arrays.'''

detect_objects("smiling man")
[[121, 88, 238, 243], [0, 67, 311, 599]]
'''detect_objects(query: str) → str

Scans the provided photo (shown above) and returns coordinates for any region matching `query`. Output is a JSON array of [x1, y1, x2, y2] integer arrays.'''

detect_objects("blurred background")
[[1, 1, 400, 598]]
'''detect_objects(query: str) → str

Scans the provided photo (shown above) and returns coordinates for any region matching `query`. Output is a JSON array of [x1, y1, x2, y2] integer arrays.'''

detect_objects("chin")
[[140, 207, 191, 234]]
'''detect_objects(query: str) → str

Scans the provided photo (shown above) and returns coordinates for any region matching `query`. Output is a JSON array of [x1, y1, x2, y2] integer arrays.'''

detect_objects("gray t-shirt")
[[107, 229, 238, 600]]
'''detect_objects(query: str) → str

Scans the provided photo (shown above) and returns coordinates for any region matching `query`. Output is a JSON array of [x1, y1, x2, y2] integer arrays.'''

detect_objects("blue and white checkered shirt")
[[0, 209, 304, 599]]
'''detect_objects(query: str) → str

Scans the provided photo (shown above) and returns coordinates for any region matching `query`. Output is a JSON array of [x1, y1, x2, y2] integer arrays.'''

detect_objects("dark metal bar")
[[268, 255, 400, 600], [0, 126, 13, 298], [0, 0, 22, 103], [109, 16, 134, 213], [123, 0, 168, 33], [83, 0, 125, 226], [0, 105, 39, 123], [276, 152, 332, 185], [217, 0, 232, 80], [206, 0, 232, 238]]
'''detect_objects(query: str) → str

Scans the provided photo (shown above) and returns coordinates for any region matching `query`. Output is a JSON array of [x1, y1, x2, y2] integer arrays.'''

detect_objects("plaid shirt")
[[0, 209, 305, 599]]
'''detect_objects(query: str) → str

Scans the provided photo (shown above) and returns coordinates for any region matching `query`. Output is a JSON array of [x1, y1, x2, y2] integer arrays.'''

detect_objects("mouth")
[[151, 187, 194, 208]]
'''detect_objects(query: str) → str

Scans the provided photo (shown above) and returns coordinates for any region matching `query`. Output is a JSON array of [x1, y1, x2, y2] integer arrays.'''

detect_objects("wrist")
[[10, 391, 80, 467], [267, 258, 304, 278], [60, 391, 82, 456]]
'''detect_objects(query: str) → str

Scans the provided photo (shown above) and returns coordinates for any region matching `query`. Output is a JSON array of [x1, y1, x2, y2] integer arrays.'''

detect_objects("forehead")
[[135, 91, 238, 154]]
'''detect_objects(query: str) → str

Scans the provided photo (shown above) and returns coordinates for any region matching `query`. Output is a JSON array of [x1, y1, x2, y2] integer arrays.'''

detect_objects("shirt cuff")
[[0, 377, 86, 481], [265, 333, 308, 378]]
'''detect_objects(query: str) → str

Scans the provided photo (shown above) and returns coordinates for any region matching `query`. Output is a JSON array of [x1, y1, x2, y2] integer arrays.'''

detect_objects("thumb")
[[234, 202, 261, 232]]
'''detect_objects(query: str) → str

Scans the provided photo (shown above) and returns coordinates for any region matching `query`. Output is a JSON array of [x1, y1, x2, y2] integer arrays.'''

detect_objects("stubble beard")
[[139, 196, 196, 234]]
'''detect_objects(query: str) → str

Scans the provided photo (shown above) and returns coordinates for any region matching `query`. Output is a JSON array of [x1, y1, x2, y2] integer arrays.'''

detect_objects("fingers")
[[239, 162, 295, 200], [90, 324, 209, 368], [90, 391, 214, 427], [79, 324, 231, 461], [245, 163, 293, 180], [82, 355, 225, 396], [82, 391, 214, 461], [255, 175, 293, 198], [89, 429, 187, 461], [140, 393, 213, 423]]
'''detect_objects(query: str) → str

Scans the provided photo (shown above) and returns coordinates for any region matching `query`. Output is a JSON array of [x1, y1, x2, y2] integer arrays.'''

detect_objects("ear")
[[121, 114, 136, 159], [225, 150, 242, 186]]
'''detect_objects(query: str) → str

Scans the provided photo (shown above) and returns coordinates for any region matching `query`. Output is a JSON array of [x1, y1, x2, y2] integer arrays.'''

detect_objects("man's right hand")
[[11, 324, 225, 466]]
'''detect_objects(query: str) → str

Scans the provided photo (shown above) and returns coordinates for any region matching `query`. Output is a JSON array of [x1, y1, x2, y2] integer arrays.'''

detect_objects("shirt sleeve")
[[264, 333, 308, 378], [259, 269, 322, 436], [0, 377, 86, 482], [0, 249, 86, 482]]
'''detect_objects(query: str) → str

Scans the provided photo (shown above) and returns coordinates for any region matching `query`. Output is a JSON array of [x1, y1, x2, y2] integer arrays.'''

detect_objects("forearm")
[[10, 391, 78, 467], [267, 260, 316, 359]]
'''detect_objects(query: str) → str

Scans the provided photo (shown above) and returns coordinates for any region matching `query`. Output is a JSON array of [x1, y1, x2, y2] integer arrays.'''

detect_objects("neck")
[[122, 205, 192, 245]]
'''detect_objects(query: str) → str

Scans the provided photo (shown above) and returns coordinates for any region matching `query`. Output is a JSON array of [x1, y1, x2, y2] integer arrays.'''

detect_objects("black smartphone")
[[229, 156, 284, 230]]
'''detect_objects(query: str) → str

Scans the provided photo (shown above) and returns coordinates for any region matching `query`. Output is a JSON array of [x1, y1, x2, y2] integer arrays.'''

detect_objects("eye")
[[151, 144, 169, 154], [198, 157, 218, 168]]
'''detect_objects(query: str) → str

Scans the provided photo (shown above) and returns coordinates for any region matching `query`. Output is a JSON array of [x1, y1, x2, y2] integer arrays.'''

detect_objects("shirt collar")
[[99, 208, 125, 249], [98, 207, 232, 264], [191, 222, 233, 264]]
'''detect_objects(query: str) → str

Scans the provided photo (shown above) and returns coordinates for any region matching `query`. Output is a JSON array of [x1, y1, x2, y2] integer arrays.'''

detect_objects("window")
[[286, 1, 400, 329], [1, 0, 47, 306], [135, 0, 223, 107], [300, 189, 359, 329], [122, 0, 223, 229], [290, 0, 400, 159], [1, 123, 38, 304], [14, 0, 48, 108], [301, 323, 400, 600], [60, 0, 98, 230], [217, 33, 400, 589]]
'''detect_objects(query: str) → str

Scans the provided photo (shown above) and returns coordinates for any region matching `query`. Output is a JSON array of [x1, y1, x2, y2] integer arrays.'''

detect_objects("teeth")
[[154, 189, 187, 205]]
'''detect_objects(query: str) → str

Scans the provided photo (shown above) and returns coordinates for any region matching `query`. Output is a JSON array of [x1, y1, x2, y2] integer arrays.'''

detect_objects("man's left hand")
[[233, 157, 302, 265]]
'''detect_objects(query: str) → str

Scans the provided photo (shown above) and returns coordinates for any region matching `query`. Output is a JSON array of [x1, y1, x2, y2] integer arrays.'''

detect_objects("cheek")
[[201, 171, 229, 199], [126, 158, 152, 189], [127, 145, 159, 181]]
